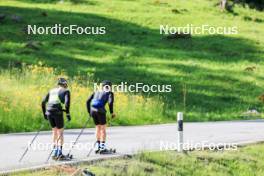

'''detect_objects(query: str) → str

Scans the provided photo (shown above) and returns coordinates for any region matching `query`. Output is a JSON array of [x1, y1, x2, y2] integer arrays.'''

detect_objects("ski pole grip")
[[177, 112, 183, 152]]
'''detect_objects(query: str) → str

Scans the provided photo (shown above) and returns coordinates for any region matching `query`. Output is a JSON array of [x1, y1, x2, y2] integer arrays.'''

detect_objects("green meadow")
[[0, 0, 264, 132], [13, 143, 264, 176]]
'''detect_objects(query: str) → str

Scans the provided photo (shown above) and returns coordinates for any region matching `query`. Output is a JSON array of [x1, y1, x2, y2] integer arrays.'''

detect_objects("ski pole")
[[107, 115, 112, 127], [86, 141, 97, 158], [19, 122, 45, 162], [66, 118, 90, 158]]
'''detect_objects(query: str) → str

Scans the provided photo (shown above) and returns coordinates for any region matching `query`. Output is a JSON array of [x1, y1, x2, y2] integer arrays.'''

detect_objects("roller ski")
[[97, 148, 116, 154], [53, 154, 73, 161], [93, 141, 116, 154], [51, 146, 73, 161]]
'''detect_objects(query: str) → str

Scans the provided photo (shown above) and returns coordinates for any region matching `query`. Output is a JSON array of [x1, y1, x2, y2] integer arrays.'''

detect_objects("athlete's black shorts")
[[91, 110, 106, 125], [47, 111, 64, 129]]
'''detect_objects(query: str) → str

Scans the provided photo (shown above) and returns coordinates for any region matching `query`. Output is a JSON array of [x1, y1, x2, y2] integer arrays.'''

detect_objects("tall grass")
[[0, 63, 169, 133]]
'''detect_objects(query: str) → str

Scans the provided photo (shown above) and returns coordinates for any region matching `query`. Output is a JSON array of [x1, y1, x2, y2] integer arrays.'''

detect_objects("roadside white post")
[[177, 112, 183, 152]]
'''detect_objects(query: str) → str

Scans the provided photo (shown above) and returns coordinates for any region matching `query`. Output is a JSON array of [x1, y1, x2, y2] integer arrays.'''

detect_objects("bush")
[[232, 0, 264, 11]]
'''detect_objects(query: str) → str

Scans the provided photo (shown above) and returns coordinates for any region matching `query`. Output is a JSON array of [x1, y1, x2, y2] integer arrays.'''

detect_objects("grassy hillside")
[[13, 143, 264, 176], [0, 0, 264, 132]]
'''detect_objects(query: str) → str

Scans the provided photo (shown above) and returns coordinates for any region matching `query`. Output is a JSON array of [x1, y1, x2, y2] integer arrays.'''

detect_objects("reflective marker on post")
[[177, 112, 183, 152]]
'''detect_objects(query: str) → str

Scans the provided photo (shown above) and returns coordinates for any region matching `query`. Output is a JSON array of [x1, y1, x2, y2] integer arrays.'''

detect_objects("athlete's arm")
[[86, 93, 94, 114], [41, 93, 49, 118], [108, 92, 114, 114], [64, 90, 70, 114]]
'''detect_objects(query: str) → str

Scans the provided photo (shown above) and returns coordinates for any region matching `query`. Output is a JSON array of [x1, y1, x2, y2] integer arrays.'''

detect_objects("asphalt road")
[[1, 120, 264, 174]]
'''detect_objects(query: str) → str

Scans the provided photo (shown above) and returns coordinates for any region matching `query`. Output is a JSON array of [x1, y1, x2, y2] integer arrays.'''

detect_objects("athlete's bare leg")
[[96, 125, 101, 141], [101, 125, 106, 142], [57, 128, 64, 147], [52, 127, 58, 146]]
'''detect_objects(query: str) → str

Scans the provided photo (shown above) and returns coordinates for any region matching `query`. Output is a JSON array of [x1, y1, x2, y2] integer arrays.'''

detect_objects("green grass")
[[0, 0, 264, 132], [12, 143, 264, 176], [0, 65, 167, 132]]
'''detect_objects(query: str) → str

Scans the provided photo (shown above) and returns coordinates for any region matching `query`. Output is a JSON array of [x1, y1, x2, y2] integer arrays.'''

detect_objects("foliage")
[[0, 0, 263, 132]]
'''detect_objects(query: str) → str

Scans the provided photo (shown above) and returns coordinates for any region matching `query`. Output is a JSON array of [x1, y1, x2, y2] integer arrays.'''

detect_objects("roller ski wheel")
[[52, 155, 58, 160], [98, 148, 116, 154], [66, 154, 73, 159], [57, 154, 73, 161]]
